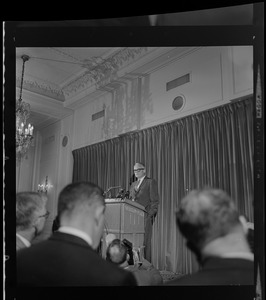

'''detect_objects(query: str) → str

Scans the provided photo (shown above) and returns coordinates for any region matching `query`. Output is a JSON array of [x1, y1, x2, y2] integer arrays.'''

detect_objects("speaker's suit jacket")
[[129, 176, 159, 218], [17, 231, 137, 286], [129, 176, 159, 262], [165, 256, 254, 285]]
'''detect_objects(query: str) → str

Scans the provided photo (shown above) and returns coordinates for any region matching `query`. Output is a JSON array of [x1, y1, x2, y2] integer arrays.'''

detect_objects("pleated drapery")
[[72, 97, 253, 274]]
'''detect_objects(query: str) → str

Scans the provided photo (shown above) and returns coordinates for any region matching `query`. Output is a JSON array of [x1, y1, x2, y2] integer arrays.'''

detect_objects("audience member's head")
[[16, 192, 49, 241], [176, 188, 251, 261], [106, 239, 129, 267], [57, 181, 105, 250], [106, 239, 163, 286]]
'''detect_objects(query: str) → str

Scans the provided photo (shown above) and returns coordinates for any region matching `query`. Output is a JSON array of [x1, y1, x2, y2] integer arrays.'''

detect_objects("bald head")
[[106, 239, 128, 265]]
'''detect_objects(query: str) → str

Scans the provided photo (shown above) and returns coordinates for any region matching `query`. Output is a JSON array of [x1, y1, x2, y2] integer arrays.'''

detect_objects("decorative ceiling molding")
[[51, 47, 106, 69], [16, 47, 194, 107], [64, 47, 182, 109], [18, 88, 73, 119], [61, 47, 149, 98], [16, 77, 65, 101], [16, 47, 156, 103]]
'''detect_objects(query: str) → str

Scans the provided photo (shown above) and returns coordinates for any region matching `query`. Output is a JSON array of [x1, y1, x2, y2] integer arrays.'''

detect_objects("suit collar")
[[51, 231, 93, 249], [202, 255, 254, 269], [135, 176, 147, 190], [219, 252, 254, 261], [58, 226, 93, 247]]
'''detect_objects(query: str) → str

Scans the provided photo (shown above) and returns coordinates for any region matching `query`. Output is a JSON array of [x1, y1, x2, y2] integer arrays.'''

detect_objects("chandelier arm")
[[18, 55, 29, 101]]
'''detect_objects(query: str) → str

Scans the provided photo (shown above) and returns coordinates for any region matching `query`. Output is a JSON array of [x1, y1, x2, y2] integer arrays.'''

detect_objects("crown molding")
[[17, 47, 198, 112], [62, 47, 151, 99], [16, 77, 65, 102], [18, 88, 73, 119], [64, 47, 178, 108]]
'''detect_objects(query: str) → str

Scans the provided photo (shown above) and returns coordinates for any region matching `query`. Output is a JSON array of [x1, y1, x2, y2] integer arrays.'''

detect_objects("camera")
[[122, 239, 134, 265]]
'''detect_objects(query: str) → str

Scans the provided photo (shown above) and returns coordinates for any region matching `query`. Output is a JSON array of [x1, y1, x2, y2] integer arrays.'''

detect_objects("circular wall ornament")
[[62, 136, 68, 147], [172, 95, 185, 111]]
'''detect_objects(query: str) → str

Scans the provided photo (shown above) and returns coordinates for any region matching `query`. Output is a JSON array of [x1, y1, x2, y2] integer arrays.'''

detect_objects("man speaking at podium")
[[129, 162, 160, 262]]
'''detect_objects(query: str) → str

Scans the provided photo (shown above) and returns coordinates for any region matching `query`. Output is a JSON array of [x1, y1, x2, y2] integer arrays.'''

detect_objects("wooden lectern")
[[101, 198, 146, 258]]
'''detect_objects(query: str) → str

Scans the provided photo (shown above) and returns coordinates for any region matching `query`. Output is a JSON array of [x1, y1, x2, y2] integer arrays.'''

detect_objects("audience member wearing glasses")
[[166, 188, 254, 285], [129, 162, 160, 262], [106, 239, 163, 285], [16, 191, 49, 251], [17, 181, 137, 286]]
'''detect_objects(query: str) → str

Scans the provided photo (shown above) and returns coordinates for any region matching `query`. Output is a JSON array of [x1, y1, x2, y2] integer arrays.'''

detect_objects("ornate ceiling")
[[16, 47, 125, 102], [16, 47, 193, 129]]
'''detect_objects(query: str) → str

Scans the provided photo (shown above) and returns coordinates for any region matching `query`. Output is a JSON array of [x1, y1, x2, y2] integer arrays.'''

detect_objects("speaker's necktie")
[[135, 180, 140, 192]]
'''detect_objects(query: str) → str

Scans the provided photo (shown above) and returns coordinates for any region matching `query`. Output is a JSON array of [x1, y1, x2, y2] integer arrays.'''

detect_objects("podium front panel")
[[122, 202, 145, 232], [103, 199, 145, 249], [104, 203, 122, 234]]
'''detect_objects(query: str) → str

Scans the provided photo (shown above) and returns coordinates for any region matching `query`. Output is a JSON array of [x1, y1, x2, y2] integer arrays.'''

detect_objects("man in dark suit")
[[129, 162, 159, 262], [166, 188, 254, 285], [17, 181, 137, 286]]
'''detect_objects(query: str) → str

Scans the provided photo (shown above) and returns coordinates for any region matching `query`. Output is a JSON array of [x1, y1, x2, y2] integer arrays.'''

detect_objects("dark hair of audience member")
[[57, 181, 105, 218]]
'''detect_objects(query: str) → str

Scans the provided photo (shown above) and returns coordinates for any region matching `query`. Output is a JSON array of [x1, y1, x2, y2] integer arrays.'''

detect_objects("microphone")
[[116, 189, 125, 198], [124, 191, 130, 199], [103, 186, 121, 198]]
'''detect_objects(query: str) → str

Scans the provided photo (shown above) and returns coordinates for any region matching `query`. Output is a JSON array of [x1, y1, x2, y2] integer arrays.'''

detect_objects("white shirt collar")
[[58, 226, 93, 247], [137, 176, 145, 187], [16, 233, 31, 247], [220, 252, 254, 261]]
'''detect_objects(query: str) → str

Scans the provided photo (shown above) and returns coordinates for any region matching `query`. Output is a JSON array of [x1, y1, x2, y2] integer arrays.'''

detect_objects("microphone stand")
[[103, 186, 121, 198]]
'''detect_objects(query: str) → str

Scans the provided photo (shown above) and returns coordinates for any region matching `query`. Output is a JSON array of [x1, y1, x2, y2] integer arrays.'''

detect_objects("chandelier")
[[38, 176, 53, 193], [16, 55, 34, 161]]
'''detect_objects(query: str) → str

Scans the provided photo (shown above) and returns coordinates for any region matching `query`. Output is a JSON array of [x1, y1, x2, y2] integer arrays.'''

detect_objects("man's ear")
[[32, 214, 41, 226], [239, 215, 248, 234], [126, 253, 130, 262], [94, 205, 105, 227]]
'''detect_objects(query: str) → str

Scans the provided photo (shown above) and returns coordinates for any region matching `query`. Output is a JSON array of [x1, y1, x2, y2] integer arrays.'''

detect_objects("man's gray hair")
[[176, 188, 240, 250], [16, 192, 46, 230]]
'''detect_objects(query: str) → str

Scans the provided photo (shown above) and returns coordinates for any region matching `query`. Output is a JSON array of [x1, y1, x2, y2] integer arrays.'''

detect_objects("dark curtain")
[[72, 97, 253, 274]]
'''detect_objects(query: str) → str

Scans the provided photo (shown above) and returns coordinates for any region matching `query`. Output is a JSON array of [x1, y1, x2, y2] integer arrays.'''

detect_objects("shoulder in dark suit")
[[17, 232, 137, 286], [165, 257, 254, 286]]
